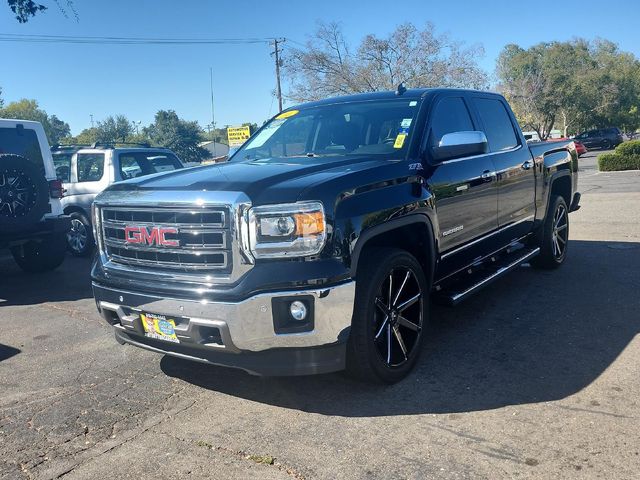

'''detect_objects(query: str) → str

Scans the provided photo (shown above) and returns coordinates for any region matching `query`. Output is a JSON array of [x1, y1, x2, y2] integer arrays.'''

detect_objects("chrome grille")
[[100, 206, 231, 272]]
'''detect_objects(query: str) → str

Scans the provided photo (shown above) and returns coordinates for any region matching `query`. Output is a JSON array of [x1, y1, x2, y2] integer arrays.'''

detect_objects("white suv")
[[0, 119, 70, 272]]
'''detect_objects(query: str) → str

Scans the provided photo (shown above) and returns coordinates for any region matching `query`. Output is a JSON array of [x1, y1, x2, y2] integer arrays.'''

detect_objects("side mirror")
[[432, 131, 488, 162]]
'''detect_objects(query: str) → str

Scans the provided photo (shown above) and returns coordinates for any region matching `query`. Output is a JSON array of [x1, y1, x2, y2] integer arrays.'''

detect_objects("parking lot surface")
[[1, 150, 639, 479]]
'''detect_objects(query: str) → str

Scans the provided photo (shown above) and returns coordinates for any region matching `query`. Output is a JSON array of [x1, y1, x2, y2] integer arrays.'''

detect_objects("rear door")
[[470, 96, 535, 237], [426, 95, 498, 256]]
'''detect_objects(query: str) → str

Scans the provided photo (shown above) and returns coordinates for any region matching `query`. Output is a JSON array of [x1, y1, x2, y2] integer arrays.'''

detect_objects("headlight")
[[248, 202, 326, 259]]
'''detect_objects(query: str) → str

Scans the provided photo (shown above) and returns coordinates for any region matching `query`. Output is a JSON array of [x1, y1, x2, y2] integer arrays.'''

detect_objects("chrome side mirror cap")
[[432, 131, 489, 162]]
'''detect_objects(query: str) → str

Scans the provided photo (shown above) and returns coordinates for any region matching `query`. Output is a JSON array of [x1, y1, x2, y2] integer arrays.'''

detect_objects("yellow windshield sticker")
[[394, 133, 407, 149], [276, 109, 299, 119]]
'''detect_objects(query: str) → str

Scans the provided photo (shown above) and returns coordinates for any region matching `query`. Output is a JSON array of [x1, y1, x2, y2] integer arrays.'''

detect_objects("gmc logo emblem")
[[124, 226, 179, 247]]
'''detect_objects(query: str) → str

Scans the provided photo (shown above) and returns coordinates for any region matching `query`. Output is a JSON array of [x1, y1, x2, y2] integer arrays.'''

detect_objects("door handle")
[[522, 160, 534, 170], [481, 170, 496, 182]]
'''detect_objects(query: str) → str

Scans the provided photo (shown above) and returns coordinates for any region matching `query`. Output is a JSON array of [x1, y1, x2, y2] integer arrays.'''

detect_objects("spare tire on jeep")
[[0, 154, 50, 233]]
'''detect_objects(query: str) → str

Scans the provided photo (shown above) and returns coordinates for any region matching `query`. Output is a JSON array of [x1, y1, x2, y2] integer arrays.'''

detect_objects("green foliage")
[[0, 98, 70, 144], [615, 140, 640, 156], [7, 0, 46, 23], [6, 0, 76, 23], [497, 39, 640, 139], [144, 110, 209, 163], [0, 87, 4, 108], [95, 115, 134, 144], [598, 152, 640, 171]]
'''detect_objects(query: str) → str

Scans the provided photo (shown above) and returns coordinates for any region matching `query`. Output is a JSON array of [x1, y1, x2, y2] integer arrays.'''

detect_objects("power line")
[[0, 33, 275, 45]]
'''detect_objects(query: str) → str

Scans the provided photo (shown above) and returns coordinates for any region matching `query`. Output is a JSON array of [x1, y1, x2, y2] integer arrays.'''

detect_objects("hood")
[[107, 155, 396, 204]]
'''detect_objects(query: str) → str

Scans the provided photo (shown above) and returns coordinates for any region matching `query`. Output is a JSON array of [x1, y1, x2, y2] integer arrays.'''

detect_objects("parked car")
[[91, 88, 579, 383], [51, 143, 184, 256], [553, 138, 587, 157], [0, 119, 70, 272], [574, 127, 623, 150]]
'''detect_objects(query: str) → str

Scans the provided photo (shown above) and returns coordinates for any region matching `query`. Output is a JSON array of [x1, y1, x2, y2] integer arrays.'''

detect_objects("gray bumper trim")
[[93, 281, 355, 352]]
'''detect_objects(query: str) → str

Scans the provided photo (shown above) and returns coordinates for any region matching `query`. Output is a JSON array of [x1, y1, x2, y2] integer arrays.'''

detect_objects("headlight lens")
[[248, 202, 326, 258]]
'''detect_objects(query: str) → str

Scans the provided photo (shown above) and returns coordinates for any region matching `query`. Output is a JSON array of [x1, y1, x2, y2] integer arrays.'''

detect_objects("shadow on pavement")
[[0, 254, 94, 307], [0, 343, 20, 362], [162, 239, 640, 416]]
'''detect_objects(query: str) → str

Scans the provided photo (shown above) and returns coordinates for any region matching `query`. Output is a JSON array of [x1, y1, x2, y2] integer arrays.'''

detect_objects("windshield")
[[231, 99, 421, 162]]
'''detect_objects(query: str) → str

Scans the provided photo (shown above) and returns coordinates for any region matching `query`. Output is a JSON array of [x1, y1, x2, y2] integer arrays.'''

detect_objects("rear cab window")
[[472, 98, 519, 152], [117, 151, 183, 180], [0, 126, 45, 174]]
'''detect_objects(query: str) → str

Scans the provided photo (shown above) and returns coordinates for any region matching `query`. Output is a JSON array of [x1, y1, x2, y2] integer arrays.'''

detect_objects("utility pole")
[[90, 114, 94, 128], [272, 38, 285, 112], [210, 67, 216, 157]]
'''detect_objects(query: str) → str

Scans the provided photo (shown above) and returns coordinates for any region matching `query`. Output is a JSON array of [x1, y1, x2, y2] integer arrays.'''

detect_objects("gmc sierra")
[[91, 88, 579, 383]]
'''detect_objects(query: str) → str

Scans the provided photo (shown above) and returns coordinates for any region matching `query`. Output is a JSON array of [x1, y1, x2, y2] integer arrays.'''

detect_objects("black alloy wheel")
[[347, 247, 429, 383], [550, 202, 568, 261], [531, 194, 569, 269], [373, 268, 424, 368]]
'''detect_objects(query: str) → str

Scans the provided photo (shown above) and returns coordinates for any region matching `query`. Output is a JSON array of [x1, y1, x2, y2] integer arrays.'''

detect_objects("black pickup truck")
[[91, 88, 579, 383]]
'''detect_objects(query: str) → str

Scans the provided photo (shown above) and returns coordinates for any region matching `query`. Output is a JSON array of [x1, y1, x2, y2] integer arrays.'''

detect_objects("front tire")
[[531, 195, 569, 269], [11, 232, 67, 273], [67, 212, 93, 257], [346, 248, 429, 383]]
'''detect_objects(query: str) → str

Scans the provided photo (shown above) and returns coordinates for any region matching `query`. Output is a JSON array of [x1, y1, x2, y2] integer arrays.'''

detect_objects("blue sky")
[[1, 0, 638, 135]]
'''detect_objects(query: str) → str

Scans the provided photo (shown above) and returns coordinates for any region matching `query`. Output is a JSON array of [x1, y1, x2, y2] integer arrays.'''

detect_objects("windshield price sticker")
[[394, 133, 407, 149], [401, 118, 412, 128]]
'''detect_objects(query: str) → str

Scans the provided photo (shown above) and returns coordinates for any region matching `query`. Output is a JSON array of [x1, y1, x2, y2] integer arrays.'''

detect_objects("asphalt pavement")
[[1, 150, 639, 480]]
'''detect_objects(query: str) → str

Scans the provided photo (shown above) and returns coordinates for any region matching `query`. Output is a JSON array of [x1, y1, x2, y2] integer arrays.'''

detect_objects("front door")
[[425, 96, 498, 276]]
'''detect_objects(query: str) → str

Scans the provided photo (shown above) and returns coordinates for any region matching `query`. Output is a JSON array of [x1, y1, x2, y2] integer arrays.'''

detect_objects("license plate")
[[140, 312, 180, 343]]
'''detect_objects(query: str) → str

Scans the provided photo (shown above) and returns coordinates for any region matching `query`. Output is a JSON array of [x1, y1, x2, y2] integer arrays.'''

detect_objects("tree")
[[0, 87, 4, 108], [144, 110, 209, 163], [6, 0, 76, 23], [497, 39, 640, 138], [95, 115, 134, 144], [283, 21, 488, 102], [0, 98, 70, 144], [62, 127, 98, 145]]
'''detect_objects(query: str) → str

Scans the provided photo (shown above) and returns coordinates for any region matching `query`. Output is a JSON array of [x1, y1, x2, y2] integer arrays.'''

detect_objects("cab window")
[[77, 153, 105, 182], [118, 152, 183, 180], [472, 98, 519, 152], [429, 97, 474, 146]]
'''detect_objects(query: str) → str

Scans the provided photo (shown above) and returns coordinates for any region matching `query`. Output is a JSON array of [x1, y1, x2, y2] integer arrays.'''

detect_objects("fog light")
[[289, 301, 308, 321]]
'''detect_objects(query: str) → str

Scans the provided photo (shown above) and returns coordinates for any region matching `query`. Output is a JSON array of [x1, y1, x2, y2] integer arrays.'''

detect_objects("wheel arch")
[[63, 205, 89, 218], [349, 215, 437, 286]]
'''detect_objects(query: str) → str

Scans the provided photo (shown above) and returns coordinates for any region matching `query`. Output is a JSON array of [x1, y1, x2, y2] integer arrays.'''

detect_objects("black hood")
[[107, 155, 397, 204]]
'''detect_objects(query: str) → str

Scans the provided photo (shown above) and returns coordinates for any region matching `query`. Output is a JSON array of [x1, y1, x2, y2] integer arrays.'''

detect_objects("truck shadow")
[[0, 343, 20, 362], [161, 239, 640, 416], [0, 254, 94, 306]]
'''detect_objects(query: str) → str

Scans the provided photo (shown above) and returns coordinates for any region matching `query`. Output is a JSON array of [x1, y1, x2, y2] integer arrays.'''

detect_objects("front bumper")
[[93, 281, 355, 376]]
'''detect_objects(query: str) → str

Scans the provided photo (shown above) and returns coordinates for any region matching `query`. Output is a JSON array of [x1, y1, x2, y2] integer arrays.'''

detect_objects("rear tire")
[[346, 247, 429, 383], [67, 212, 93, 257], [11, 232, 67, 273], [531, 195, 569, 270]]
